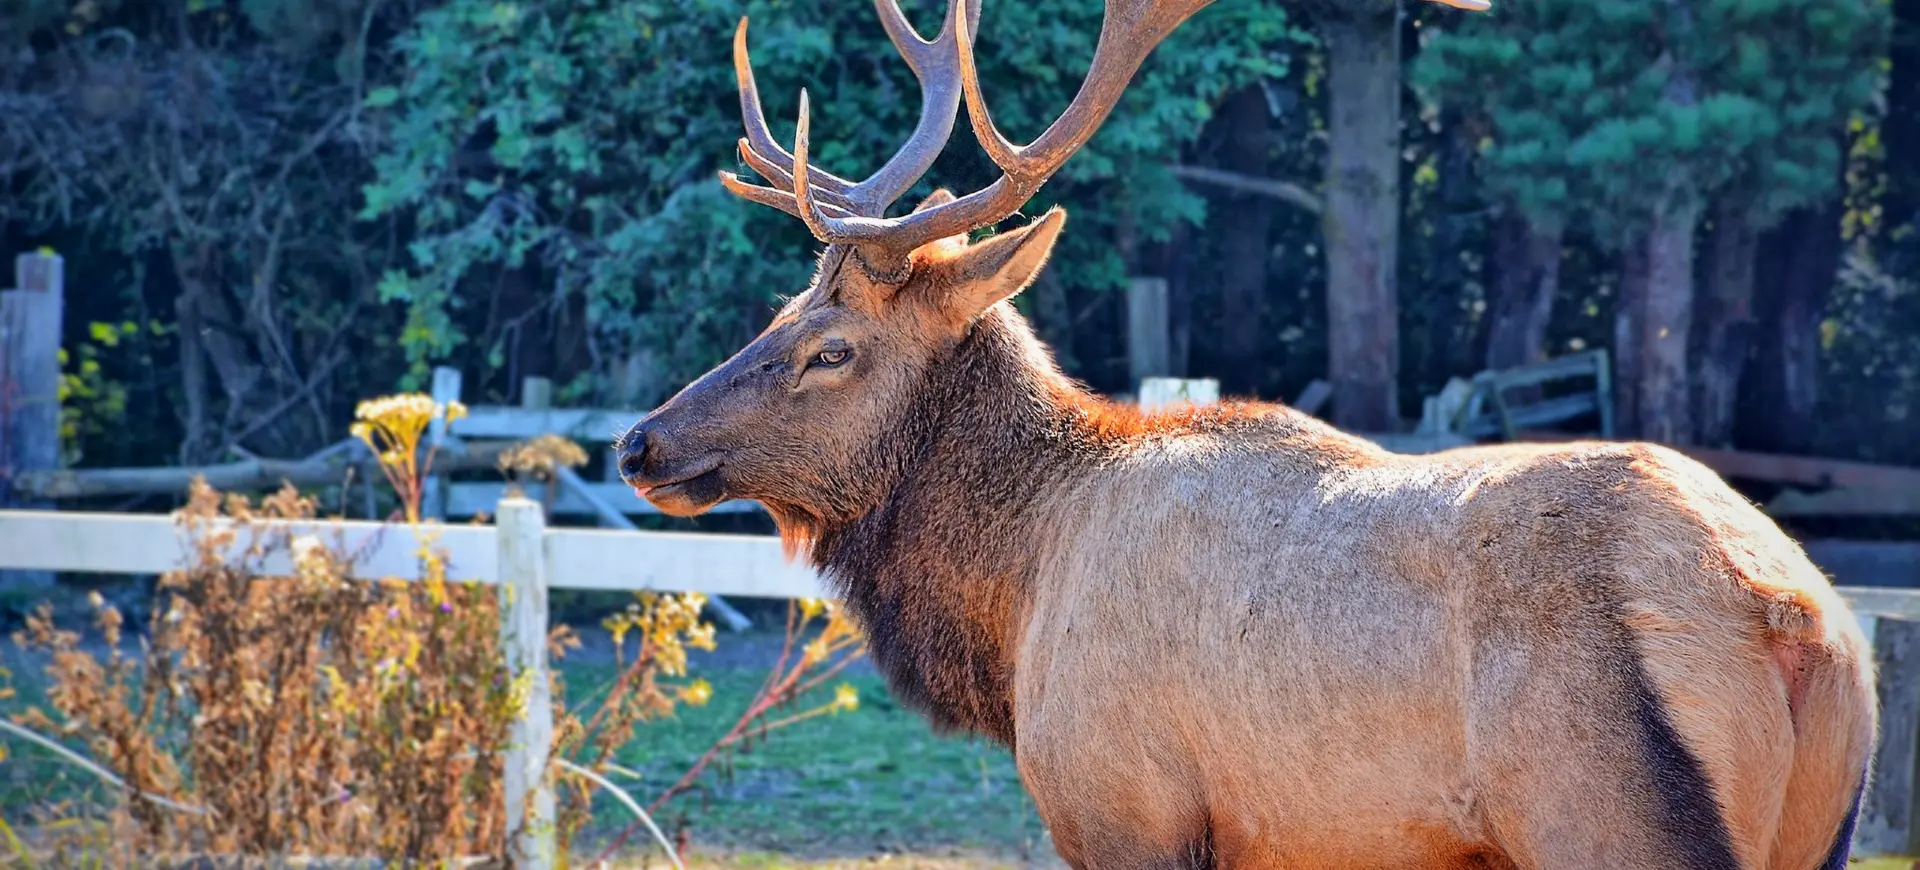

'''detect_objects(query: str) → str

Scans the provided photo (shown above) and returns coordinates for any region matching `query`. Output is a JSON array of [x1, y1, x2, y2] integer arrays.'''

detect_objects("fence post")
[[1858, 613, 1920, 857], [0, 252, 64, 596], [423, 366, 462, 521], [497, 496, 555, 869]]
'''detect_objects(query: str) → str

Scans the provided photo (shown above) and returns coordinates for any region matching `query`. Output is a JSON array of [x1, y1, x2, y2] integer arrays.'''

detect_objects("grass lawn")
[[556, 629, 1059, 867]]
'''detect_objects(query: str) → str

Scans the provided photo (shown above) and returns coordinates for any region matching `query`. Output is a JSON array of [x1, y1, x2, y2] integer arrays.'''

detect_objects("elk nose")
[[616, 426, 650, 482]]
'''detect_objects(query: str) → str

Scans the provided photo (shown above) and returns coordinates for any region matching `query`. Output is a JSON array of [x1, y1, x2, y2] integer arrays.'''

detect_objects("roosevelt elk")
[[616, 1, 1877, 866]]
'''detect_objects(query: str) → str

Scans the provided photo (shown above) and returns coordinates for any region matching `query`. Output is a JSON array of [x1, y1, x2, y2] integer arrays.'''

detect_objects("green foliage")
[[362, 0, 1297, 401], [1412, 0, 1883, 238]]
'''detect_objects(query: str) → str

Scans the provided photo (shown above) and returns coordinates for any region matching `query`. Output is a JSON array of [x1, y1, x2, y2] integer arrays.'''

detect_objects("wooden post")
[[422, 366, 461, 521], [520, 376, 553, 412], [1127, 277, 1172, 388], [1138, 377, 1220, 412], [1859, 614, 1920, 856], [0, 252, 64, 594], [519, 377, 560, 513], [497, 496, 556, 869]]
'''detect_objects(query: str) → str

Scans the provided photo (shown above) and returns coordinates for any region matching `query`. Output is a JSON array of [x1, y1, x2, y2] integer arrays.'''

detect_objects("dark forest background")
[[2, 0, 1915, 495]]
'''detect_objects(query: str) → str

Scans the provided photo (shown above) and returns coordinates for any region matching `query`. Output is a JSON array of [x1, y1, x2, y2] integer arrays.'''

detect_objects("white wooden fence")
[[0, 500, 824, 867], [5, 502, 1920, 860]]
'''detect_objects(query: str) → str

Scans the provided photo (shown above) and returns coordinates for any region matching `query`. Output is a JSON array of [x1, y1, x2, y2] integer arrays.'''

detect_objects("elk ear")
[[904, 189, 969, 262], [928, 207, 1067, 325]]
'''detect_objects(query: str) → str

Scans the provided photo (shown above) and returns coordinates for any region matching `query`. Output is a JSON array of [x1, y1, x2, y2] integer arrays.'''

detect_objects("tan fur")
[[619, 202, 1876, 870]]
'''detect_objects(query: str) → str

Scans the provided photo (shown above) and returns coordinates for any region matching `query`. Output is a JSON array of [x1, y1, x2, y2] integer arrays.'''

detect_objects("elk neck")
[[804, 304, 1113, 747]]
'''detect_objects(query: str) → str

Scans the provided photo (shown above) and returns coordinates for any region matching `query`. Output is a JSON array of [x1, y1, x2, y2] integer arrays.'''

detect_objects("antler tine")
[[853, 0, 983, 211], [729, 0, 980, 221], [732, 18, 860, 201], [719, 170, 860, 222], [791, 0, 1216, 257]]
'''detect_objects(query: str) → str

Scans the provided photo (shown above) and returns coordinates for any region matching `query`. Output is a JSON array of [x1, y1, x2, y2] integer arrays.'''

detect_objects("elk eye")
[[815, 348, 850, 367]]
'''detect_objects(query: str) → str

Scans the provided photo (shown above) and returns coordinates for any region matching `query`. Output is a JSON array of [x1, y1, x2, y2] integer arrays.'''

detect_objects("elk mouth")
[[631, 455, 728, 516]]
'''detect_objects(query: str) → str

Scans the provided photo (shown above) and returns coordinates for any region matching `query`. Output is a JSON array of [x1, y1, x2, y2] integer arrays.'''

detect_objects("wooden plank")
[[0, 509, 499, 582], [1767, 486, 1920, 518], [543, 526, 827, 599], [1806, 541, 1920, 589], [10, 441, 518, 500], [496, 498, 556, 870], [1859, 615, 1920, 856], [1483, 350, 1607, 391], [0, 508, 828, 597], [1292, 380, 1333, 417], [1461, 393, 1600, 439], [552, 465, 755, 632], [1126, 277, 1171, 387], [1513, 430, 1920, 492], [1, 252, 65, 593], [1836, 586, 1920, 621], [446, 482, 764, 519], [1365, 432, 1474, 454], [1139, 377, 1220, 411], [450, 407, 639, 442]]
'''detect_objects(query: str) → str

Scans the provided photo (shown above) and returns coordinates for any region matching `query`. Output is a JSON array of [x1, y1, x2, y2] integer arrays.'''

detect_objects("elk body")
[[617, 2, 1877, 867]]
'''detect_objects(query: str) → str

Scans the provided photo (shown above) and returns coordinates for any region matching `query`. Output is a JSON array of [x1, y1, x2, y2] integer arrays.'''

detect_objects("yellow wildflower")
[[833, 683, 859, 713], [798, 597, 825, 620], [679, 678, 713, 707]]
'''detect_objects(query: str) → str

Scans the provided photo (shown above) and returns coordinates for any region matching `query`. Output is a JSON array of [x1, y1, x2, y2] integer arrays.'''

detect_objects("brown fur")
[[617, 203, 1876, 870]]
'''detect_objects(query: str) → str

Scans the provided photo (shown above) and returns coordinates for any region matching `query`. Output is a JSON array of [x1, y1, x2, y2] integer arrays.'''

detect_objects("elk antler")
[[722, 0, 1490, 270], [718, 0, 982, 228]]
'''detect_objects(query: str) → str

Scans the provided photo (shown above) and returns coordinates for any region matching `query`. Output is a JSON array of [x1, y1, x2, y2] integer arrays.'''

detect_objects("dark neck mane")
[[804, 308, 1098, 745]]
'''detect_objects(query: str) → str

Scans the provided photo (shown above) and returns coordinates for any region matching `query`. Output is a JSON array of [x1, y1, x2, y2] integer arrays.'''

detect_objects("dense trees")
[[0, 0, 1912, 475]]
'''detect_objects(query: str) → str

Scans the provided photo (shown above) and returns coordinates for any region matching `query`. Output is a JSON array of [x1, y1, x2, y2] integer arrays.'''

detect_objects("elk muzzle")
[[616, 415, 731, 516]]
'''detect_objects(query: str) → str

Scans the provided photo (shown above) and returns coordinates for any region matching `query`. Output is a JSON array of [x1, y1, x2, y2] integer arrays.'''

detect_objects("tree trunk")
[[1215, 85, 1275, 396], [1321, 7, 1403, 431], [1613, 239, 1650, 438], [1739, 193, 1845, 455], [1636, 199, 1703, 446], [1483, 212, 1565, 378], [1694, 198, 1759, 447]]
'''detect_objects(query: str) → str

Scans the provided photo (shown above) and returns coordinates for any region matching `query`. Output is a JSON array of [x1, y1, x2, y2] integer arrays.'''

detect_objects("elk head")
[[617, 0, 1488, 529]]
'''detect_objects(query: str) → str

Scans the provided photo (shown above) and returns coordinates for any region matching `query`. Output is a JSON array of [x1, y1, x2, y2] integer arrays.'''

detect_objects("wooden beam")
[[552, 465, 755, 632], [1512, 431, 1920, 492], [1292, 380, 1333, 417], [1859, 614, 1920, 856], [451, 407, 639, 442], [446, 482, 764, 519], [8, 440, 520, 500], [1767, 486, 1920, 518], [0, 508, 828, 599]]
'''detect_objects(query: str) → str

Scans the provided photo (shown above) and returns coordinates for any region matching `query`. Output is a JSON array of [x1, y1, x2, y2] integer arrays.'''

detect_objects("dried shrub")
[[16, 480, 520, 861], [6, 392, 870, 865]]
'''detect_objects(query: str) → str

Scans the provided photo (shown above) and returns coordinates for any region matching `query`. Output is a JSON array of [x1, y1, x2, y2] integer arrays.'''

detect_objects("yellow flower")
[[679, 678, 713, 707], [443, 400, 468, 423], [686, 622, 717, 652], [832, 683, 859, 713], [798, 598, 825, 620], [802, 637, 830, 665]]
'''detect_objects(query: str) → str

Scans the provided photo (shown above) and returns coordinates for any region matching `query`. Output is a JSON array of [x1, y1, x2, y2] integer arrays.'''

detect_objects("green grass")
[[561, 659, 1053, 862]]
